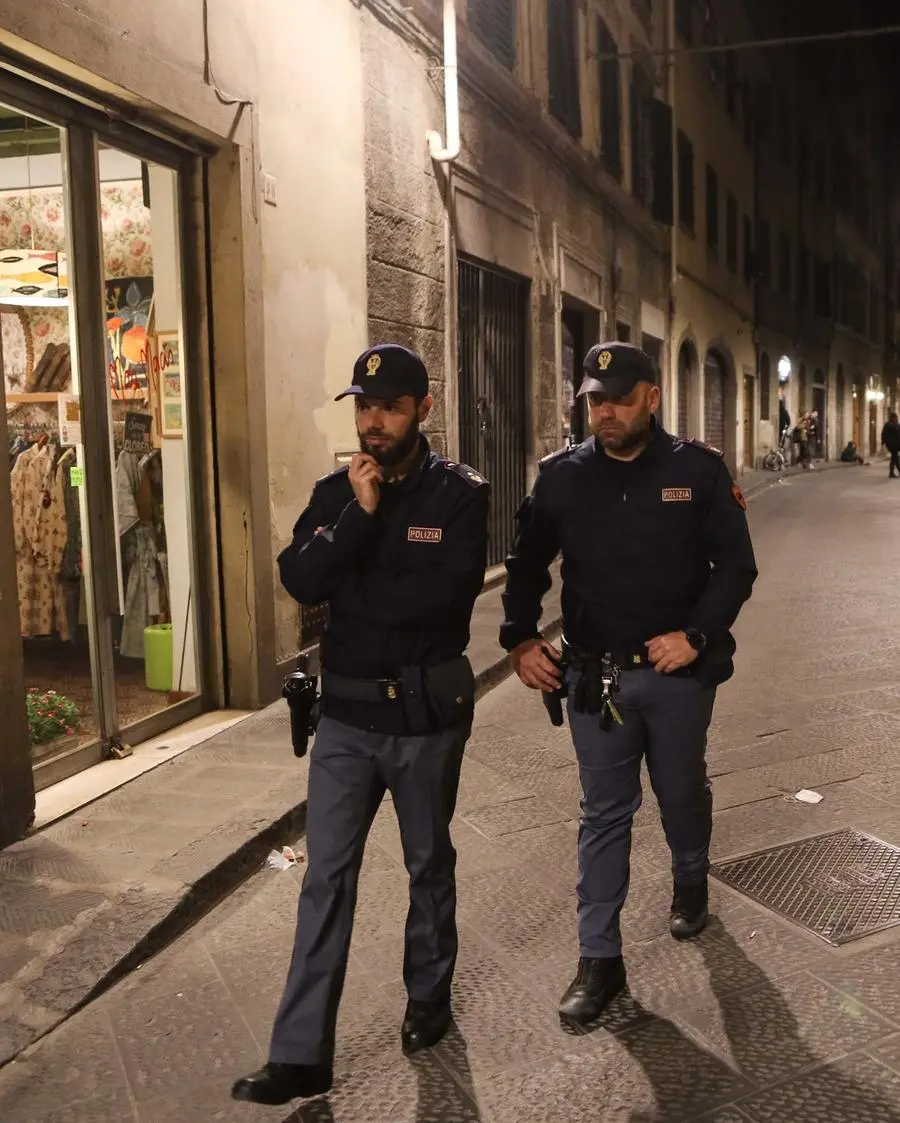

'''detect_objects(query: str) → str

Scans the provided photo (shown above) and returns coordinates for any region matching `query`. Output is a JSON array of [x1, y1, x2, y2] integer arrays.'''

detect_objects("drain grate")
[[711, 828, 900, 946]]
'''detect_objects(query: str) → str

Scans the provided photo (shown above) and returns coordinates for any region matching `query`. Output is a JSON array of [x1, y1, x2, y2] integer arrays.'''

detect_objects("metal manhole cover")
[[711, 828, 900, 946]]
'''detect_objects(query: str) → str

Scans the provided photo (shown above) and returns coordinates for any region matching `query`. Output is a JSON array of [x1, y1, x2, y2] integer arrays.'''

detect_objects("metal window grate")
[[468, 0, 516, 70], [712, 829, 900, 947], [457, 259, 529, 569]]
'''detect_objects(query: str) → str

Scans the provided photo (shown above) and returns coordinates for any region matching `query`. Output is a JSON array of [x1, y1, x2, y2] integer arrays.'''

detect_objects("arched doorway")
[[677, 340, 697, 437], [812, 369, 826, 458], [760, 352, 771, 424], [852, 375, 864, 448], [703, 350, 727, 452]]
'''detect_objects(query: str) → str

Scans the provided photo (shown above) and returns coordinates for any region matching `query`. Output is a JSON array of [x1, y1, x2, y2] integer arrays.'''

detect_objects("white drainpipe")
[[426, 0, 460, 163]]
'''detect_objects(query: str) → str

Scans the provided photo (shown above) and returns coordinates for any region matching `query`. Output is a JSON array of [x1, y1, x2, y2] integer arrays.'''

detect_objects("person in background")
[[881, 412, 900, 478], [839, 441, 867, 466]]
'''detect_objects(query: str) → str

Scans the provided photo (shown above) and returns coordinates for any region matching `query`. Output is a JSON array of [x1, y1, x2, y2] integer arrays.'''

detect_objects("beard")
[[592, 404, 654, 455], [359, 416, 421, 467]]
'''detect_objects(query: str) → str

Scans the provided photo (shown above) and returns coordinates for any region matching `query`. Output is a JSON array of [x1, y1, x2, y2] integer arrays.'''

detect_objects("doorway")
[[641, 333, 663, 423], [812, 383, 826, 458], [0, 95, 206, 788], [457, 257, 529, 568], [703, 351, 727, 451], [852, 381, 863, 448], [562, 303, 601, 446], [742, 374, 755, 469], [677, 341, 696, 437]]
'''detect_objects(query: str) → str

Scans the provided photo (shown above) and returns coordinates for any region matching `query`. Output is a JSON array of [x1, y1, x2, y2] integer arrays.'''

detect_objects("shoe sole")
[[558, 974, 627, 1028]]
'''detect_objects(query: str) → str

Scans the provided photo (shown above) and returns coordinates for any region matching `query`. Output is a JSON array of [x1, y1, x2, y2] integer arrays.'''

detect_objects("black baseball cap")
[[335, 344, 429, 402], [578, 342, 658, 398]]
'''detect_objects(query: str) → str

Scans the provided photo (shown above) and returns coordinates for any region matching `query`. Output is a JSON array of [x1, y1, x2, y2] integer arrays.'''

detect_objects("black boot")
[[670, 881, 709, 940], [231, 1062, 333, 1105], [558, 956, 627, 1026], [401, 997, 452, 1056]]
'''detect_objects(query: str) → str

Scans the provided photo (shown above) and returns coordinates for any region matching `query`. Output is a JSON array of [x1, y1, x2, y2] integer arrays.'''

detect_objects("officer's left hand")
[[645, 632, 699, 675]]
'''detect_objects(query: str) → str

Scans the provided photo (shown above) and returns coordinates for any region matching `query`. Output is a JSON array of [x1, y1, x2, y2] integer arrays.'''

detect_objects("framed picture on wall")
[[157, 331, 183, 439]]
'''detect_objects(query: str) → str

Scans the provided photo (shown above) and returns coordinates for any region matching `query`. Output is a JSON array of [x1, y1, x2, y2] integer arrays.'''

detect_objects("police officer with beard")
[[233, 344, 490, 1105], [500, 342, 757, 1025]]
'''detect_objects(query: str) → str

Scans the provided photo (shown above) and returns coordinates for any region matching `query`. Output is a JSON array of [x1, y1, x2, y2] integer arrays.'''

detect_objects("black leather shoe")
[[401, 998, 452, 1056], [558, 956, 627, 1026], [231, 1062, 333, 1105], [670, 881, 709, 940]]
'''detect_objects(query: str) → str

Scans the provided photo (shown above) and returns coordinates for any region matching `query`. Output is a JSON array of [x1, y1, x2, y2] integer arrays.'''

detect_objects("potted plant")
[[26, 689, 80, 755]]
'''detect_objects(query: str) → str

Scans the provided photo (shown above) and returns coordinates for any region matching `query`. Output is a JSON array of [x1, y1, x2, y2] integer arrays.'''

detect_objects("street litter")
[[266, 846, 304, 871], [793, 789, 824, 805]]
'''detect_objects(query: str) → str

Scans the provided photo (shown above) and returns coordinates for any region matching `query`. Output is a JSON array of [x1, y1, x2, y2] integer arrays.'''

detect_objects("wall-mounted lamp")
[[777, 356, 792, 382]]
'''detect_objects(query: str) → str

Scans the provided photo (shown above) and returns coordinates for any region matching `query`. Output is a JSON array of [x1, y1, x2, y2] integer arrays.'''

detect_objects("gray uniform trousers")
[[567, 668, 716, 958], [269, 714, 469, 1066]]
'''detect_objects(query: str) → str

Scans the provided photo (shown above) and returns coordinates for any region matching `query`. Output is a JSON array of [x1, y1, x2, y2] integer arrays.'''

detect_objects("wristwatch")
[[684, 628, 707, 653]]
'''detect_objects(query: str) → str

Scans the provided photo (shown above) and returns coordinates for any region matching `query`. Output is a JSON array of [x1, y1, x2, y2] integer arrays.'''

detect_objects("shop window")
[[1, 109, 200, 775], [547, 0, 581, 138], [726, 192, 738, 272], [677, 130, 694, 230], [468, 0, 516, 70], [597, 17, 622, 180], [706, 165, 719, 254]]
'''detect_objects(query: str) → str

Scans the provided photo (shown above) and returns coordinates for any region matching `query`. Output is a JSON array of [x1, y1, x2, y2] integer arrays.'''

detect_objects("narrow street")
[[2, 465, 900, 1122]]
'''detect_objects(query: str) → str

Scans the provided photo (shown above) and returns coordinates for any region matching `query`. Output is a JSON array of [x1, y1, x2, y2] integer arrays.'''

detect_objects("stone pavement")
[[0, 568, 561, 1071], [1, 468, 899, 1120]]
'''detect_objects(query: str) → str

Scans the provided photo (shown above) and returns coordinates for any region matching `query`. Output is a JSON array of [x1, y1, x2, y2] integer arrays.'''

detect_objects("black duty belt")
[[563, 642, 653, 672], [321, 670, 404, 704]]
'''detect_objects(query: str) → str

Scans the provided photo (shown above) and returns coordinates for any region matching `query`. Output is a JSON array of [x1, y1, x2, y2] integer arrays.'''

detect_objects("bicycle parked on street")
[[762, 425, 791, 472]]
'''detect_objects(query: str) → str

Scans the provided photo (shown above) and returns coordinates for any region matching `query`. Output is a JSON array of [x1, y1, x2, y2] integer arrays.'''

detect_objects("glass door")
[[1, 81, 207, 787], [0, 104, 104, 773], [93, 143, 201, 739]]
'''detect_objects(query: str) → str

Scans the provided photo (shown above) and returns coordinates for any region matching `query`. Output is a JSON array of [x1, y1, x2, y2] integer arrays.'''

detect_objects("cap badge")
[[597, 350, 612, 371], [366, 354, 382, 376]]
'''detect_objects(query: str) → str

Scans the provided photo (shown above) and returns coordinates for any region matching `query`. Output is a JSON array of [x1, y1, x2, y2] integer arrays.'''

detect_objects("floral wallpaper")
[[2, 181, 153, 397], [0, 181, 154, 276]]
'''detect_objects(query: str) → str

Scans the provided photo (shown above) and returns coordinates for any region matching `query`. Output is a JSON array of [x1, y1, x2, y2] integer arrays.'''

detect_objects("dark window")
[[726, 193, 738, 271], [743, 214, 753, 285], [777, 232, 792, 297], [742, 86, 754, 148], [675, 0, 692, 43], [677, 130, 694, 230], [756, 218, 771, 286], [814, 257, 832, 318], [755, 84, 772, 141], [597, 17, 622, 179], [547, 0, 581, 137], [706, 165, 719, 253], [616, 320, 631, 342], [759, 353, 771, 421], [798, 127, 809, 187], [798, 243, 810, 312], [631, 78, 674, 225], [725, 51, 738, 118], [468, 0, 517, 69], [777, 98, 792, 162], [815, 145, 827, 203]]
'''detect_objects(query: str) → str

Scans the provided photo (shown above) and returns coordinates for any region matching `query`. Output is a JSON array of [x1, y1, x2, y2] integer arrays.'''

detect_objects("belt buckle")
[[378, 679, 401, 702]]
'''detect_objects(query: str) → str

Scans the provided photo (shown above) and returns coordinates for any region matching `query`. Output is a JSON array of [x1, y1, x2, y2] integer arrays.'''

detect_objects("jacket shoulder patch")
[[315, 464, 350, 487], [678, 437, 725, 459], [538, 444, 576, 473], [443, 461, 488, 487]]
